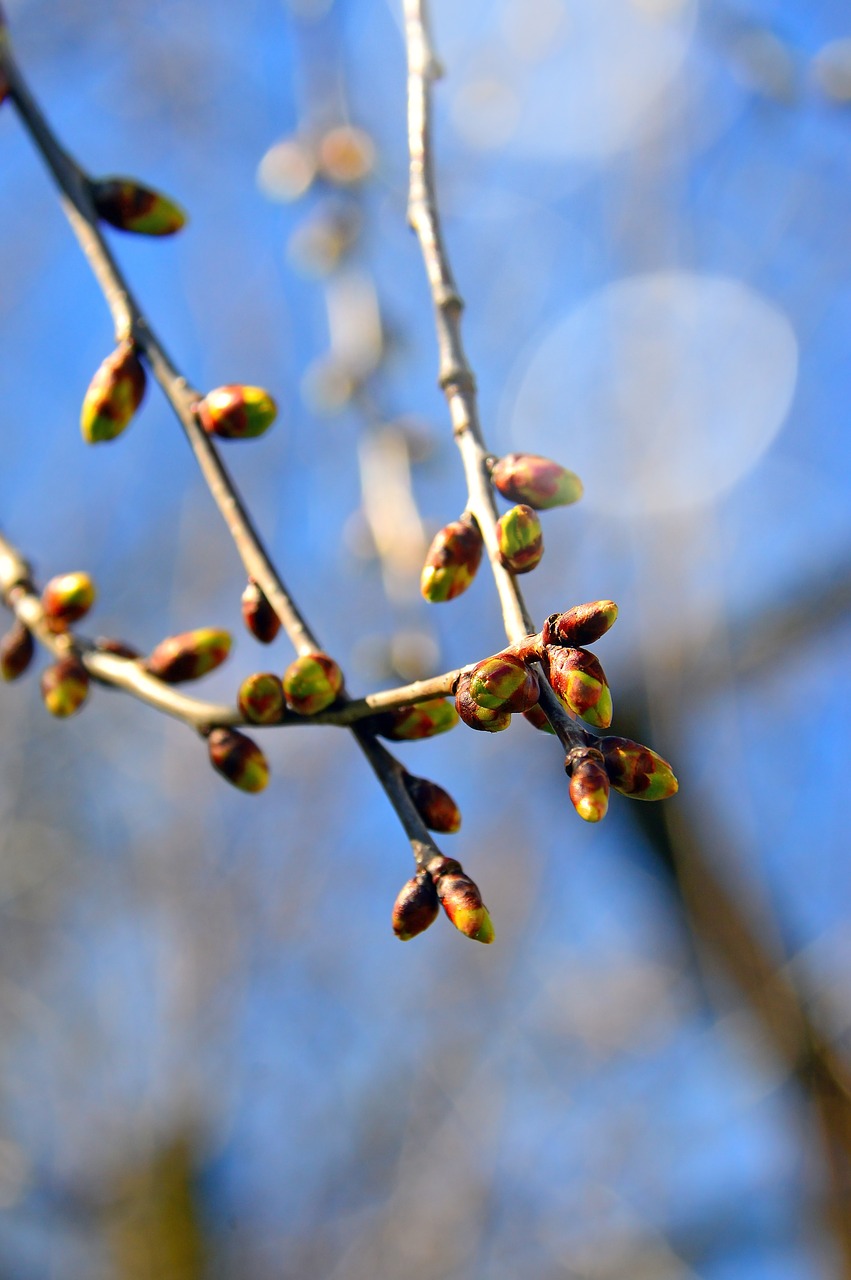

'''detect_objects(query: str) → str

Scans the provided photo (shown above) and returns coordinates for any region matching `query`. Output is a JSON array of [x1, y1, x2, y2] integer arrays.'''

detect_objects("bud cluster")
[[392, 853, 493, 944]]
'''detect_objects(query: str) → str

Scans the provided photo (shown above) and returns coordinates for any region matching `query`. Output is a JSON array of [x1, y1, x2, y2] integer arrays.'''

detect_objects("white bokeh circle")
[[502, 271, 799, 517]]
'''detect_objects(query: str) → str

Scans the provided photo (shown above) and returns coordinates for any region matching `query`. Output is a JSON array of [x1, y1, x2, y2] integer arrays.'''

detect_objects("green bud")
[[238, 672, 285, 724], [431, 864, 495, 944], [91, 177, 187, 236], [469, 651, 539, 714], [207, 727, 269, 793], [542, 601, 619, 649], [392, 870, 439, 940], [496, 504, 543, 574], [241, 579, 281, 644], [378, 698, 458, 741], [600, 736, 679, 801], [144, 628, 232, 684], [0, 621, 35, 681], [282, 651, 343, 715], [80, 341, 146, 443], [41, 571, 96, 631], [491, 452, 583, 509], [546, 646, 612, 728], [420, 513, 483, 603], [405, 774, 461, 834], [196, 385, 277, 440], [566, 748, 610, 823], [454, 674, 511, 733], [522, 704, 555, 734], [40, 655, 89, 718]]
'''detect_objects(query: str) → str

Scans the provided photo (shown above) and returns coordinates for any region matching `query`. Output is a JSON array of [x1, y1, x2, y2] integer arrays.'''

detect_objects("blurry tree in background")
[[2, 1, 851, 1277]]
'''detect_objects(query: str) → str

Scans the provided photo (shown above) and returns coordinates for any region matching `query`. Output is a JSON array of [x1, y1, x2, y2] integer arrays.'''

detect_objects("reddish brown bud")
[[282, 651, 343, 715], [392, 870, 439, 940], [379, 698, 459, 740], [41, 571, 96, 631], [566, 749, 610, 823], [241, 579, 281, 644], [542, 601, 619, 649], [491, 453, 583, 509], [454, 673, 511, 733], [600, 736, 679, 801], [546, 646, 613, 728], [95, 637, 141, 659], [0, 621, 35, 681], [91, 177, 187, 236], [196, 385, 277, 440], [522, 703, 555, 735], [468, 651, 539, 714], [432, 868, 495, 944], [144, 628, 232, 684], [208, 727, 269, 793], [496, 504, 543, 574], [420, 513, 483, 603], [80, 341, 146, 443], [405, 775, 462, 834], [40, 655, 90, 718], [238, 672, 285, 724]]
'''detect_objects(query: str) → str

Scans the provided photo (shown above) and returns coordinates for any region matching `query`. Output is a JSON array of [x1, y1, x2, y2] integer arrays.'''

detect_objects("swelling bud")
[[491, 453, 583, 509], [41, 571, 96, 631], [405, 775, 462, 834], [282, 652, 343, 715], [208, 727, 269, 793], [0, 621, 34, 681], [238, 672, 285, 724], [600, 736, 678, 801], [379, 698, 459, 740], [566, 748, 610, 823], [546, 646, 613, 728], [542, 601, 618, 649], [91, 177, 186, 236], [241, 579, 281, 644], [144, 628, 232, 683], [469, 651, 539, 714], [428, 857, 495, 944], [40, 655, 89, 717], [454, 673, 511, 733], [496, 504, 543, 574], [80, 341, 146, 443], [196, 385, 277, 440], [392, 871, 439, 940], [420, 512, 483, 603]]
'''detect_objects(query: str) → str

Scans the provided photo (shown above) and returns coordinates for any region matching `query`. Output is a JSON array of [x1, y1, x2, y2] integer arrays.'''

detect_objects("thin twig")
[[402, 0, 586, 757]]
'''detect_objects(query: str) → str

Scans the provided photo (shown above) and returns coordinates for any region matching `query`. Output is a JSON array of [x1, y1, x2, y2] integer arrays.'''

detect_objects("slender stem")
[[403, 0, 587, 757]]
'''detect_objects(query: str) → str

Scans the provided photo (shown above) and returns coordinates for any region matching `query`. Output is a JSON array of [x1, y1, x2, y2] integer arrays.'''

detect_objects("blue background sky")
[[2, 1, 851, 1276]]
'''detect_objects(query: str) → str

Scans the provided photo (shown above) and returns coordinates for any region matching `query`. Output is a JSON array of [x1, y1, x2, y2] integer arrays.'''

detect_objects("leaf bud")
[[490, 452, 583, 509], [207, 727, 269, 793], [392, 870, 439, 940], [599, 736, 678, 801], [80, 341, 146, 444], [379, 697, 459, 740], [454, 673, 511, 733], [241, 579, 281, 644], [238, 672, 285, 724], [196, 385, 277, 440], [542, 600, 619, 649], [469, 651, 539, 714], [282, 651, 343, 715], [405, 774, 461, 834], [41, 571, 96, 631], [0, 620, 35, 681], [496, 504, 543, 574], [420, 512, 483, 603], [144, 628, 232, 684], [566, 748, 610, 823], [545, 646, 613, 728], [432, 865, 495, 944], [522, 703, 555, 734], [91, 177, 187, 236], [40, 655, 89, 717]]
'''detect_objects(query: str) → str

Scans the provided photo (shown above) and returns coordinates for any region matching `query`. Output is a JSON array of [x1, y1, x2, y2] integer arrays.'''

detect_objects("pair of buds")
[[392, 854, 493, 945], [565, 738, 679, 823]]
